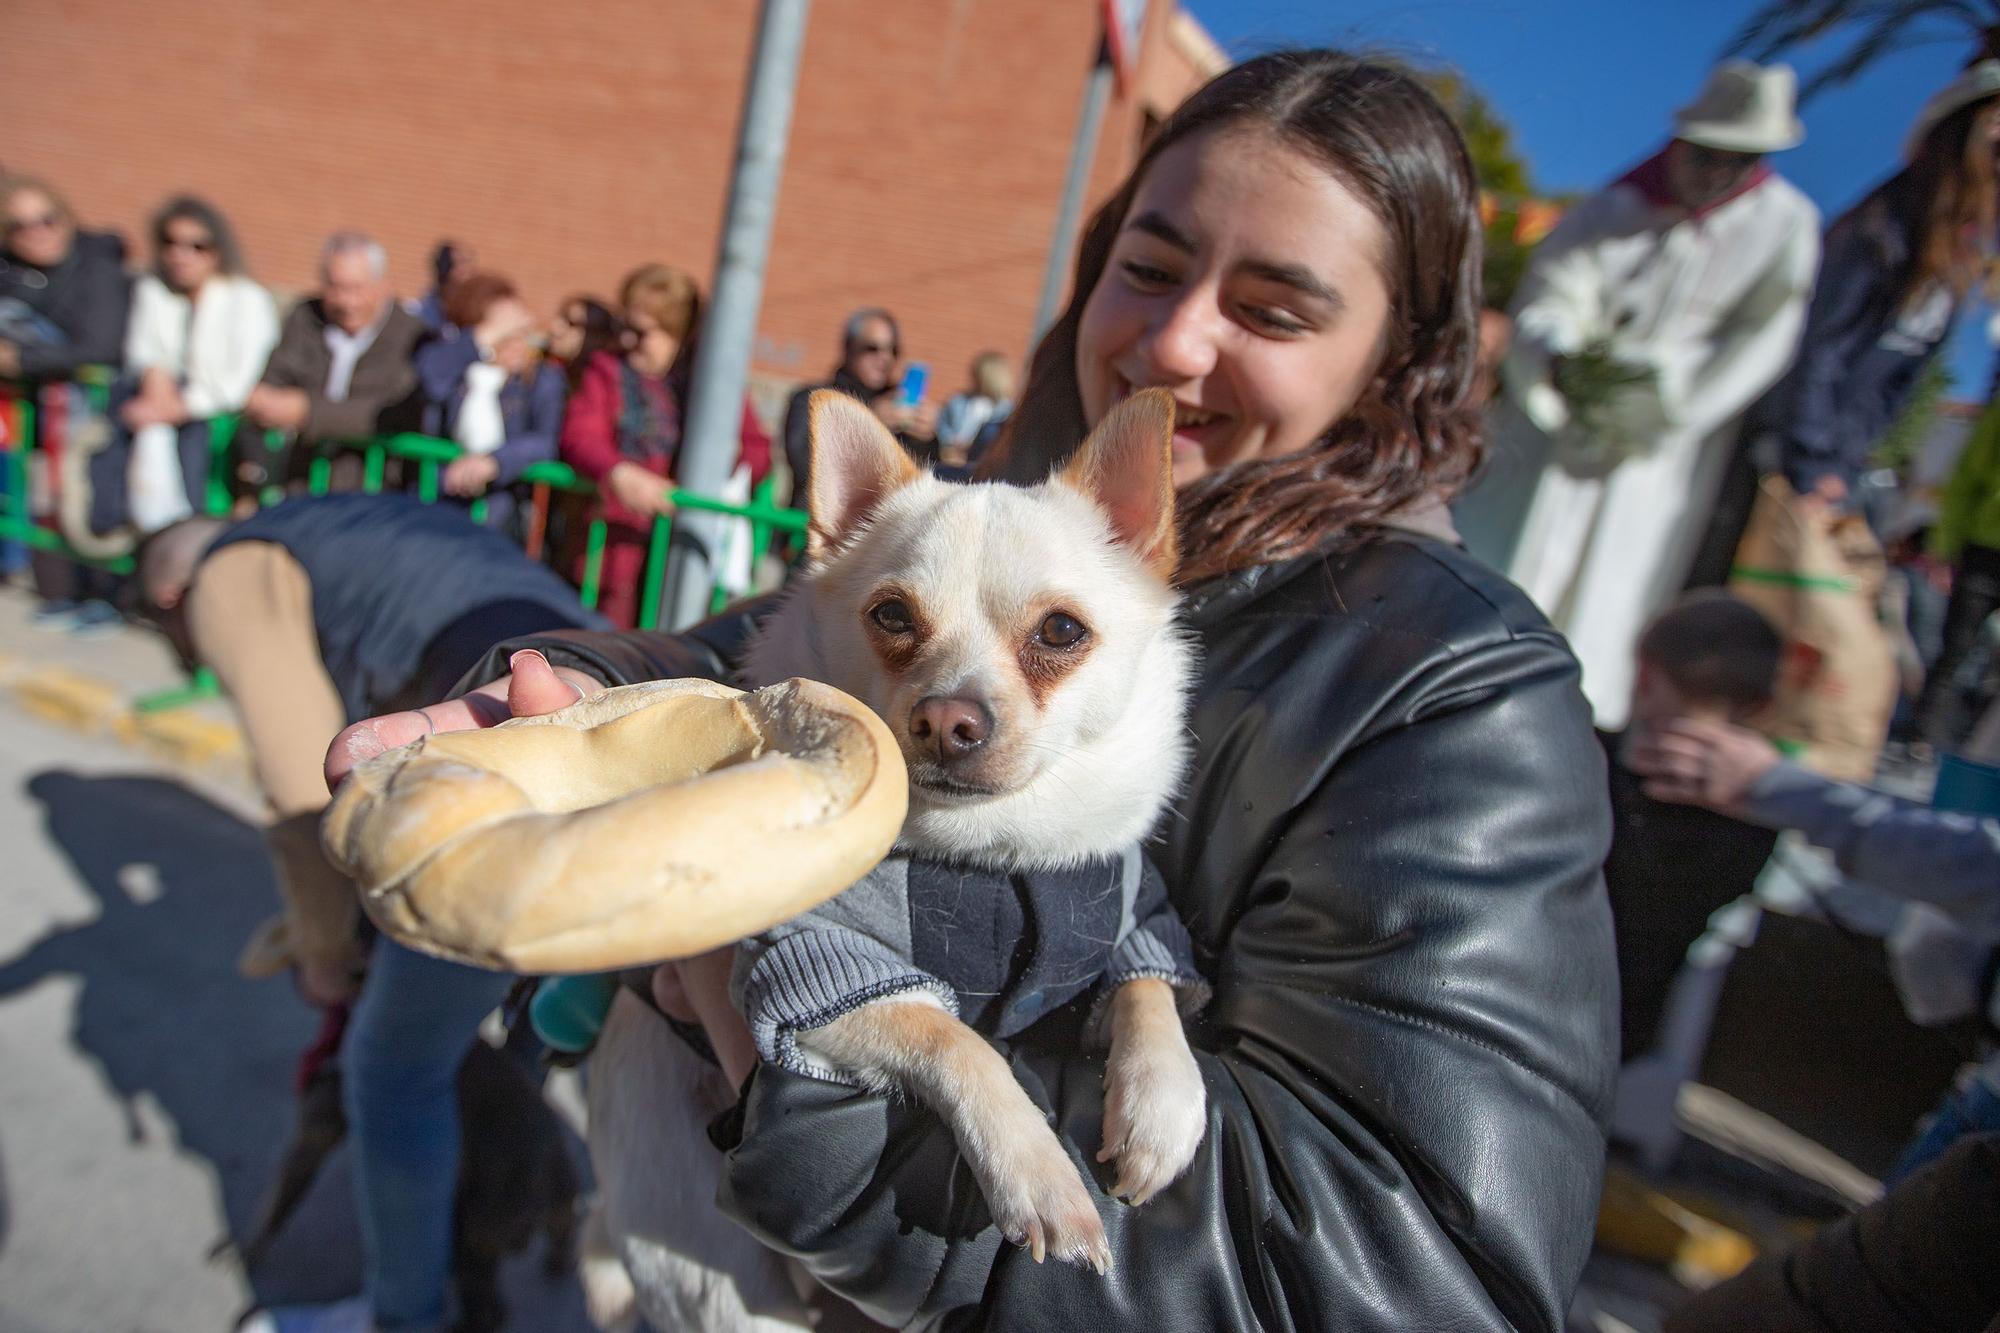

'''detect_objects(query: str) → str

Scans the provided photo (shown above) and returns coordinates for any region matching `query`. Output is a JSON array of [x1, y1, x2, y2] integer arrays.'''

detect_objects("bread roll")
[[321, 677, 907, 973]]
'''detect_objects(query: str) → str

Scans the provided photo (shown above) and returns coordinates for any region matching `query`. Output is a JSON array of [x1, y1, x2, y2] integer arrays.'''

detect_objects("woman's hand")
[[1623, 716, 1781, 813], [120, 371, 187, 429], [652, 951, 759, 1088], [871, 394, 938, 443], [119, 395, 164, 430], [606, 460, 676, 517], [442, 453, 501, 497], [324, 648, 604, 792]]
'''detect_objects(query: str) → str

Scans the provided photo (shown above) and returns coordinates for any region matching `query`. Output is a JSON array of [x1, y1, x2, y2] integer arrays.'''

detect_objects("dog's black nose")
[[909, 696, 992, 759]]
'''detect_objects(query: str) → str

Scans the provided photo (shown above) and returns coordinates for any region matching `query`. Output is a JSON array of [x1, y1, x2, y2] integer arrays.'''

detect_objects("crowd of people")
[[4, 38, 2000, 1333], [0, 175, 1018, 630]]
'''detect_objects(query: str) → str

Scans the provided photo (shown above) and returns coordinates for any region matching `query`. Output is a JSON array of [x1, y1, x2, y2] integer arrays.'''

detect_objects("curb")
[[4, 658, 247, 773]]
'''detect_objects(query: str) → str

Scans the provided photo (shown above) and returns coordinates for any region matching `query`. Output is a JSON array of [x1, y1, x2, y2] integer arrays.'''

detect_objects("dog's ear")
[[1057, 387, 1177, 580], [807, 390, 922, 560]]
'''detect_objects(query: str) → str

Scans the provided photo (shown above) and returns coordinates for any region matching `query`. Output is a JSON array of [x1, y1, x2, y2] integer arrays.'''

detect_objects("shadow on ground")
[[0, 770, 592, 1328]]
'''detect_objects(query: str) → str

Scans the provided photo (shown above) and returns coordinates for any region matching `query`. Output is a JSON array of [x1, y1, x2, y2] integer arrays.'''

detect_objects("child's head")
[[1630, 591, 1783, 732]]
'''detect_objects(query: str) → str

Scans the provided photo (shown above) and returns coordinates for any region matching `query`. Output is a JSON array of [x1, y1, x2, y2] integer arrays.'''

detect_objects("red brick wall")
[[0, 0, 1218, 416]]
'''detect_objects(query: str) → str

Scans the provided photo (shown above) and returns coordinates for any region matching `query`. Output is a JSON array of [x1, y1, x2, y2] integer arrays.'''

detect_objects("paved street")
[[0, 589, 592, 1333]]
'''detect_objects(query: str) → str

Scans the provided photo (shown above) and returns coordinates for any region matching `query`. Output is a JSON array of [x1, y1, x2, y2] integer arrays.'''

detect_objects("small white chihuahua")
[[582, 388, 1205, 1332]]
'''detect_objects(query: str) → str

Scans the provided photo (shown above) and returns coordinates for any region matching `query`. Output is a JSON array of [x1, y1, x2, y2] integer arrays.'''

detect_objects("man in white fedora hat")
[[1474, 60, 1821, 728]]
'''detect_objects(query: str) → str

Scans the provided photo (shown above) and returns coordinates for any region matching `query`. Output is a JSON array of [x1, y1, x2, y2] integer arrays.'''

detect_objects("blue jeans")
[[341, 936, 517, 1331], [1887, 1054, 2000, 1187]]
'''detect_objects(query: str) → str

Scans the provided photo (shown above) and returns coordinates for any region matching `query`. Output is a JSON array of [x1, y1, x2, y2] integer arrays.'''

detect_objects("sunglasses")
[[162, 234, 215, 254], [851, 340, 897, 357], [4, 212, 60, 236]]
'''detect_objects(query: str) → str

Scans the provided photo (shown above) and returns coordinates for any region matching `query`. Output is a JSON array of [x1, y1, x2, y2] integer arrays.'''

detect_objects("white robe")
[[1502, 172, 1820, 726]]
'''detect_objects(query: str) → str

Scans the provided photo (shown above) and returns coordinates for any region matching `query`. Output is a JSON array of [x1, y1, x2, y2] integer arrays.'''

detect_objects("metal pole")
[[660, 0, 811, 630], [1030, 45, 1114, 343]]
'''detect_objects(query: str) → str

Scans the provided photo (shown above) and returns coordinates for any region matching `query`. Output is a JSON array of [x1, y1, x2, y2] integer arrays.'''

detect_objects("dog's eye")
[[1037, 612, 1088, 649], [870, 599, 916, 635]]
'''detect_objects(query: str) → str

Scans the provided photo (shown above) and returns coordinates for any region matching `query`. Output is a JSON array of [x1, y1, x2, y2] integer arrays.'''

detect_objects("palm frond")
[[1804, 16, 1953, 94], [1728, 0, 1997, 97]]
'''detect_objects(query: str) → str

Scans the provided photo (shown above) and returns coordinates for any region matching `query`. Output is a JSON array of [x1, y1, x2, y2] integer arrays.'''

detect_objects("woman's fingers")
[[506, 650, 598, 715], [323, 652, 604, 792], [325, 698, 491, 790]]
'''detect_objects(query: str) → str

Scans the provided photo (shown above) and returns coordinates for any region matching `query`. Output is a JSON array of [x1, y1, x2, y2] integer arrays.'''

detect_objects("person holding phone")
[[780, 306, 937, 504]]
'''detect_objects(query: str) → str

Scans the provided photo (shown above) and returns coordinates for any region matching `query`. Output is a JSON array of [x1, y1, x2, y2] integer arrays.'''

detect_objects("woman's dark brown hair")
[[150, 194, 248, 278], [993, 50, 1485, 584], [558, 294, 621, 390], [1878, 95, 1998, 308]]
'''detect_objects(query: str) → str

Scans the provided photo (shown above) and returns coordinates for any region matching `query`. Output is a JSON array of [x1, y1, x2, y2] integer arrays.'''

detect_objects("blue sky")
[[1185, 0, 1992, 398]]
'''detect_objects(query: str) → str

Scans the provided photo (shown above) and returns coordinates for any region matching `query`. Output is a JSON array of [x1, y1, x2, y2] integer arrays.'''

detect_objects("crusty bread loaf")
[[321, 677, 908, 973]]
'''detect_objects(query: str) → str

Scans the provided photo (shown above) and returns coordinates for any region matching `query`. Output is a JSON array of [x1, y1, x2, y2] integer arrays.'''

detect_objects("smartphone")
[[900, 362, 929, 407]]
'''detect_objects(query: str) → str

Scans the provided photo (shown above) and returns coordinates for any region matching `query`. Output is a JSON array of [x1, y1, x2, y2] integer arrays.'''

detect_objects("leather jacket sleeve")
[[452, 603, 766, 698], [711, 595, 1617, 1331]]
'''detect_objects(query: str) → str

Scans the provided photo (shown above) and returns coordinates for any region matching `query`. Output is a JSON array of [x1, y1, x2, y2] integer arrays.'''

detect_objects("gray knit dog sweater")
[[730, 846, 1208, 1082]]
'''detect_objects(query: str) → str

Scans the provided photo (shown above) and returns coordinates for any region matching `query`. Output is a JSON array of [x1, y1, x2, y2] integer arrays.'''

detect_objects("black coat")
[[0, 230, 131, 380], [466, 531, 1619, 1332]]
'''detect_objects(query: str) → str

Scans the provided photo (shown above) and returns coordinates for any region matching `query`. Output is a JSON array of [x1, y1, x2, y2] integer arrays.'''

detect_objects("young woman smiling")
[[329, 50, 1615, 1333]]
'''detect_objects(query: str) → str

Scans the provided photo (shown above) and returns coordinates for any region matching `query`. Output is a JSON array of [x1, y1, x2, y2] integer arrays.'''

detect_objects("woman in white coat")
[[1500, 63, 1820, 725], [118, 196, 278, 531]]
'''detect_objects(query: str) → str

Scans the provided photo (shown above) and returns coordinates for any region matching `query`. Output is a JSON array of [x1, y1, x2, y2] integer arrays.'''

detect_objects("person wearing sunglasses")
[[0, 173, 129, 385], [100, 195, 278, 535], [779, 305, 938, 504], [0, 173, 132, 622]]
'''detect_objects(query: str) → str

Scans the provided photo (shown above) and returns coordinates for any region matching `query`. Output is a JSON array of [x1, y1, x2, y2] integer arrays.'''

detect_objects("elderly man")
[[241, 231, 427, 493], [780, 306, 937, 503], [1496, 61, 1821, 727]]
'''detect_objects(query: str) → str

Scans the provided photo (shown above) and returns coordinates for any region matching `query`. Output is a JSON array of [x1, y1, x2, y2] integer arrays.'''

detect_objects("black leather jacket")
[[470, 530, 1618, 1332]]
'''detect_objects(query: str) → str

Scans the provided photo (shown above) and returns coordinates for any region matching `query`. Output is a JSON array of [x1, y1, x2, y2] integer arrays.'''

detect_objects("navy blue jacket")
[[1749, 191, 1959, 494], [414, 337, 566, 529], [205, 493, 605, 721]]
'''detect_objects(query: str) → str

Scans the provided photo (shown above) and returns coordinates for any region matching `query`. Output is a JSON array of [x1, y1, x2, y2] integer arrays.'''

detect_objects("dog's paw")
[[1096, 1033, 1206, 1206], [977, 1125, 1111, 1274]]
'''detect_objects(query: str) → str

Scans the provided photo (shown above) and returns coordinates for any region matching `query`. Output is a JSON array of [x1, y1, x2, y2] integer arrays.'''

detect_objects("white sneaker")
[[235, 1296, 377, 1333]]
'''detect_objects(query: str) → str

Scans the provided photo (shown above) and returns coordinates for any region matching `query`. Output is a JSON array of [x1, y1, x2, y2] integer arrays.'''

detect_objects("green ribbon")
[[1729, 565, 1856, 594]]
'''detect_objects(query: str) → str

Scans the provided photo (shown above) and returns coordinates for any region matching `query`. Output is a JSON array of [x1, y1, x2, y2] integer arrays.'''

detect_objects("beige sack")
[[1727, 477, 1897, 782]]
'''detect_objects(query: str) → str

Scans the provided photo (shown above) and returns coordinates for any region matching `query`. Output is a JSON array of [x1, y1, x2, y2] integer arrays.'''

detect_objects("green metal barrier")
[[0, 375, 135, 574], [1, 391, 805, 709]]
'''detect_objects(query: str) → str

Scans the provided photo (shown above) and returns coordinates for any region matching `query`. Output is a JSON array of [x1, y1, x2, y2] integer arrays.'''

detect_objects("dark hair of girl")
[[1870, 96, 1999, 309], [992, 50, 1485, 584], [558, 294, 621, 392], [150, 194, 248, 278]]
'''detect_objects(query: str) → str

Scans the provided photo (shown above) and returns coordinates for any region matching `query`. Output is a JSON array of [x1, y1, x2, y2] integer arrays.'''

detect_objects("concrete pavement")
[[0, 587, 592, 1332]]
